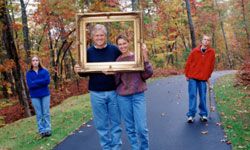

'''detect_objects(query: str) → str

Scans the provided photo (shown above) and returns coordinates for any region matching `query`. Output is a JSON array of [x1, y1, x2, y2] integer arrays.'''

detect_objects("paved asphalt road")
[[54, 71, 235, 150]]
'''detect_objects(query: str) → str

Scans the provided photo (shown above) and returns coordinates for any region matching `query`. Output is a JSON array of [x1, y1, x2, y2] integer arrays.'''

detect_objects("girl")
[[115, 35, 153, 150], [26, 56, 51, 137]]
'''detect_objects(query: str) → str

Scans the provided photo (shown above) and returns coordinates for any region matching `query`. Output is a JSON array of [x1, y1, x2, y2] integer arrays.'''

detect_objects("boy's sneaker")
[[200, 116, 208, 122], [187, 116, 194, 123]]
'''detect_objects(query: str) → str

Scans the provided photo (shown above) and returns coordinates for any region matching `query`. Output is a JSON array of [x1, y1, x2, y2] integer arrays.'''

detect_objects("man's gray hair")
[[91, 24, 107, 37]]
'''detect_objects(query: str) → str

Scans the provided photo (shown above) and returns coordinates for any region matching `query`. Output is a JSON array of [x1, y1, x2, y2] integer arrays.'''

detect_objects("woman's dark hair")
[[116, 34, 129, 44], [30, 56, 44, 70]]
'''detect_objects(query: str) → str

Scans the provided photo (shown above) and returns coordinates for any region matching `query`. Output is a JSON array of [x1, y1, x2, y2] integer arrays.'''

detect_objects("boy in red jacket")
[[185, 35, 215, 123]]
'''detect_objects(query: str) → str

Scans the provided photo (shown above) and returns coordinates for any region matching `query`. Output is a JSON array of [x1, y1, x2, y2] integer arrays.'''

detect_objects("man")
[[75, 24, 122, 149], [185, 35, 215, 123]]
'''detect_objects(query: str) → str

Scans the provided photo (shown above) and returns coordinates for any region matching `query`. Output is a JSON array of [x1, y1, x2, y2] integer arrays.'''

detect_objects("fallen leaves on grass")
[[236, 110, 248, 114], [238, 145, 246, 149], [231, 116, 237, 121], [9, 135, 17, 139]]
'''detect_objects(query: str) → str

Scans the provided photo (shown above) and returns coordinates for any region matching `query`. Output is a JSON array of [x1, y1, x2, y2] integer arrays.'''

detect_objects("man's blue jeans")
[[90, 90, 122, 150], [117, 92, 149, 150], [187, 79, 208, 117], [31, 95, 51, 134]]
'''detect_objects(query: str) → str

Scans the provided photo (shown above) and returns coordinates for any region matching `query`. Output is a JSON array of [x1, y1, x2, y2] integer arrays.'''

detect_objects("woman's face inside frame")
[[117, 38, 129, 54]]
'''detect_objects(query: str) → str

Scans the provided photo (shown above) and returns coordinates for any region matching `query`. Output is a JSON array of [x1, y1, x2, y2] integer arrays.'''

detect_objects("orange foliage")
[[11, 22, 22, 31], [106, 0, 119, 7], [237, 60, 250, 86], [33, 0, 75, 26], [0, 59, 15, 72]]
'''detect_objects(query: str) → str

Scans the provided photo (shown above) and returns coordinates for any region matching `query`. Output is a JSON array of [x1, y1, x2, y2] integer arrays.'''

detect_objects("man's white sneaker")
[[200, 116, 208, 122], [187, 116, 194, 123]]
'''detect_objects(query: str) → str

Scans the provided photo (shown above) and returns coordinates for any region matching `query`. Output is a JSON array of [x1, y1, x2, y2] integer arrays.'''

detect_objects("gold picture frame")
[[76, 11, 144, 73]]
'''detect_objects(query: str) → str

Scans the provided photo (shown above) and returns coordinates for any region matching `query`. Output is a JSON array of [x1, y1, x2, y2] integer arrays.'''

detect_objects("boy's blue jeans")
[[31, 95, 51, 134], [186, 79, 208, 117], [90, 90, 122, 150], [118, 92, 149, 150]]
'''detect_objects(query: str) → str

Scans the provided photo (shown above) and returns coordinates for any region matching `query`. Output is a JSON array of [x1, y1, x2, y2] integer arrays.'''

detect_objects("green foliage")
[[182, 47, 191, 61], [173, 60, 184, 70], [0, 94, 92, 150], [151, 55, 165, 68], [143, 15, 151, 24], [214, 75, 250, 150]]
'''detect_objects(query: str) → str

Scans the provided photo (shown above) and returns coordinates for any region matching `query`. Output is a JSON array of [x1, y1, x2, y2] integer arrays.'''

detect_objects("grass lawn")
[[0, 94, 92, 150], [214, 74, 250, 150]]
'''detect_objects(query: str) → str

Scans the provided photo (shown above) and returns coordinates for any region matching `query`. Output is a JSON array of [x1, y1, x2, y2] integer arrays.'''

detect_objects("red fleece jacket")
[[185, 45, 215, 81]]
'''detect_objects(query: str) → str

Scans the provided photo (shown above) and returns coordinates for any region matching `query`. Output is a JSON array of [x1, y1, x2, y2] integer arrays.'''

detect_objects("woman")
[[26, 56, 51, 137], [115, 35, 153, 150]]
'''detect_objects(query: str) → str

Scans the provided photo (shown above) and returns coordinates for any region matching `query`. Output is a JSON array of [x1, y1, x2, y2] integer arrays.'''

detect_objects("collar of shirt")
[[200, 47, 207, 53], [94, 44, 107, 49]]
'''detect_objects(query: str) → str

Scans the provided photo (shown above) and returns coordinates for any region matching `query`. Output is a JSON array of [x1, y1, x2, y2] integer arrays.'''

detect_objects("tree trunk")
[[37, 24, 48, 51], [60, 41, 73, 79], [20, 0, 31, 63], [167, 43, 175, 65], [2, 72, 12, 98], [215, 0, 233, 69], [64, 55, 72, 79], [212, 28, 216, 49], [69, 50, 76, 71], [0, 0, 31, 117], [48, 30, 58, 89], [240, 0, 250, 51], [185, 0, 196, 49]]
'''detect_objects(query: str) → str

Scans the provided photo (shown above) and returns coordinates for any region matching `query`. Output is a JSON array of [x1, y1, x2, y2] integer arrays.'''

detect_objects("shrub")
[[151, 56, 165, 68], [236, 60, 250, 87]]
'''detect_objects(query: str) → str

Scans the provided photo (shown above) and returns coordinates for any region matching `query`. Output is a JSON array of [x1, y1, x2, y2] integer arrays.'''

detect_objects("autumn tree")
[[0, 0, 31, 116], [230, 0, 250, 55], [239, 0, 250, 51], [31, 0, 77, 89]]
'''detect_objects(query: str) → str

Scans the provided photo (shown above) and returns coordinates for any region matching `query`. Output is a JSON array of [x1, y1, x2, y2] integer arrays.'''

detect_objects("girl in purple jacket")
[[115, 35, 153, 150]]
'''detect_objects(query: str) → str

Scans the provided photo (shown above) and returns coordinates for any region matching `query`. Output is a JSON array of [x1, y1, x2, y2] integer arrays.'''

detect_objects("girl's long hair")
[[30, 56, 44, 70]]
